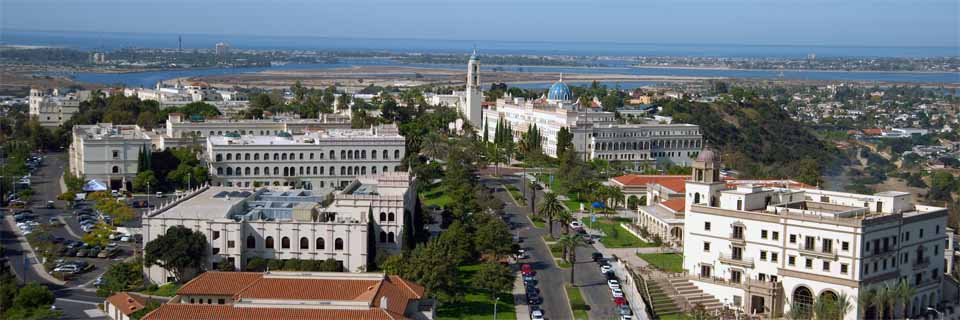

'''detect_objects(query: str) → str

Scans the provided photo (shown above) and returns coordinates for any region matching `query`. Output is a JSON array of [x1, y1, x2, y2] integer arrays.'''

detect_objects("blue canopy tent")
[[591, 201, 606, 209], [82, 179, 108, 192]]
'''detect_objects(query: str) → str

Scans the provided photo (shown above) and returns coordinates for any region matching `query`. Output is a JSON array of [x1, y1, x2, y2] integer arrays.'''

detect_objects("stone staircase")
[[667, 277, 724, 313], [646, 279, 683, 318]]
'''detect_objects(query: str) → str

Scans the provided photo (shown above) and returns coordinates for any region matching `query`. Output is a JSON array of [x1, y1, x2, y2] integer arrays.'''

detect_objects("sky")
[[2, 0, 958, 48]]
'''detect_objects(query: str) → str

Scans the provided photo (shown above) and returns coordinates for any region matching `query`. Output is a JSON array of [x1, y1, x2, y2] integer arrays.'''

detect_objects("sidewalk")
[[513, 271, 531, 320]]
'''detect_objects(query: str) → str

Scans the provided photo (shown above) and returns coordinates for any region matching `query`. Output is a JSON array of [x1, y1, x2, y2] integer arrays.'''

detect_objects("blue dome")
[[548, 80, 573, 101]]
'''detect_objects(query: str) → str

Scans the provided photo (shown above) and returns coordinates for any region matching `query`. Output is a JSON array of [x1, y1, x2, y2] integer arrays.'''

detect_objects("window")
[[212, 231, 220, 240], [703, 242, 711, 252], [772, 231, 779, 240], [760, 251, 767, 260], [732, 226, 744, 240], [761, 230, 768, 239], [771, 253, 778, 262], [822, 239, 833, 253], [112, 150, 119, 158], [300, 237, 309, 250], [704, 222, 711, 231], [394, 150, 400, 159], [388, 212, 395, 222], [388, 232, 395, 243], [112, 166, 120, 173], [758, 273, 766, 281], [281, 237, 290, 249], [731, 270, 742, 283], [335, 238, 344, 250], [804, 236, 815, 251], [732, 247, 743, 260], [840, 263, 849, 274], [380, 231, 387, 243], [246, 236, 256, 249], [736, 199, 743, 210], [805, 258, 813, 269], [218, 299, 225, 305], [379, 212, 386, 222], [936, 225, 941, 234], [822, 261, 830, 272], [920, 228, 924, 239], [265, 236, 274, 249], [842, 241, 849, 251], [789, 234, 797, 244], [788, 256, 796, 266], [316, 238, 325, 250], [212, 248, 220, 254], [227, 241, 235, 249]]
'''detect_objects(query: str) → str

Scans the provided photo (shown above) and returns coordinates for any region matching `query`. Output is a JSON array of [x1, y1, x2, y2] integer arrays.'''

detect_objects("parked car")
[[521, 264, 533, 274], [607, 279, 620, 289], [601, 265, 613, 274], [46, 201, 55, 209], [75, 248, 89, 257], [63, 247, 78, 257], [526, 293, 542, 305], [612, 288, 624, 298], [570, 221, 583, 229], [93, 276, 105, 287], [614, 297, 627, 305], [531, 309, 545, 320], [618, 305, 633, 316], [156, 192, 164, 198], [87, 247, 101, 258], [592, 252, 603, 262], [620, 315, 633, 320], [53, 265, 79, 274]]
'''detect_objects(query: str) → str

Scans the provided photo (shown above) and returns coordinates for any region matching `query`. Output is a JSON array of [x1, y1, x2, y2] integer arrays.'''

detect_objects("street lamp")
[[927, 307, 944, 320], [493, 296, 500, 320]]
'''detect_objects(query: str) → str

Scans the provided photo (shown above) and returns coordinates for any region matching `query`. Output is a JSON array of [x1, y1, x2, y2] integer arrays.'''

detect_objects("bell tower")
[[685, 148, 726, 210], [464, 49, 483, 128]]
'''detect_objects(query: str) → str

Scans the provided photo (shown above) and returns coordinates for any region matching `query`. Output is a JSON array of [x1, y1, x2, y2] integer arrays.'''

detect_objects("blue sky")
[[2, 0, 958, 47]]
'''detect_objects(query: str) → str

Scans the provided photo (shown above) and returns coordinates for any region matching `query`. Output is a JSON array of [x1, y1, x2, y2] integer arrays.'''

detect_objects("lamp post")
[[928, 307, 944, 320], [493, 296, 500, 320]]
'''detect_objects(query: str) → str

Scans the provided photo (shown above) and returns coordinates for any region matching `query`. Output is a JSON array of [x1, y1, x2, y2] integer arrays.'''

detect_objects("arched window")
[[216, 167, 223, 175], [380, 212, 387, 221], [265, 236, 274, 249], [394, 150, 400, 159], [694, 193, 701, 204], [254, 153, 260, 160], [281, 237, 290, 249], [310, 153, 314, 160], [254, 167, 260, 175], [216, 154, 223, 162], [383, 166, 388, 173], [361, 167, 366, 175], [372, 151, 377, 159], [329, 166, 335, 176], [299, 153, 304, 160], [273, 153, 279, 161], [388, 232, 395, 243], [244, 153, 250, 161], [341, 150, 346, 159], [316, 237, 325, 250], [246, 235, 256, 248], [388, 212, 395, 222], [244, 167, 250, 175], [273, 167, 279, 175], [299, 167, 304, 175], [380, 231, 387, 243], [226, 167, 233, 175], [792, 286, 813, 318], [330, 150, 335, 159], [348, 150, 353, 159], [372, 166, 377, 174], [347, 167, 353, 175], [341, 167, 346, 175], [300, 237, 309, 250], [319, 166, 324, 175], [226, 153, 232, 161], [335, 238, 344, 250], [361, 150, 366, 159], [382, 150, 389, 159], [263, 153, 269, 161], [235, 153, 241, 161], [281, 153, 287, 160]]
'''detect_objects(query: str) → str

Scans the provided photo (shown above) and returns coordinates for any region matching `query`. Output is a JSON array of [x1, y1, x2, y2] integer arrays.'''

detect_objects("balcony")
[[913, 257, 931, 270], [798, 244, 838, 259], [719, 253, 754, 268]]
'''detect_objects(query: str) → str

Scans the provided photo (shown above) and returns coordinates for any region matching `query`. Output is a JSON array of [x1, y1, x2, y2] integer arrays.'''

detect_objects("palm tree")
[[834, 293, 853, 320], [555, 209, 574, 234], [420, 132, 448, 160], [609, 186, 625, 210], [893, 280, 915, 319], [538, 192, 565, 237], [858, 289, 878, 320], [556, 233, 588, 284]]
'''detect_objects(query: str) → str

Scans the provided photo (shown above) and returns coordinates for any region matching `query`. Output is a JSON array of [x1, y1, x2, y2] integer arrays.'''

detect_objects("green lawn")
[[582, 217, 656, 248], [531, 216, 546, 229], [504, 184, 526, 206], [637, 253, 683, 273], [566, 284, 590, 320], [420, 182, 453, 208], [140, 283, 180, 297], [659, 314, 695, 320], [436, 264, 516, 320]]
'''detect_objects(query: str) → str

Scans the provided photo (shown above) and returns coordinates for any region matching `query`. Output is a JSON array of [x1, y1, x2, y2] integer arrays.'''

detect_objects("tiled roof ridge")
[[233, 273, 268, 299], [390, 275, 423, 299]]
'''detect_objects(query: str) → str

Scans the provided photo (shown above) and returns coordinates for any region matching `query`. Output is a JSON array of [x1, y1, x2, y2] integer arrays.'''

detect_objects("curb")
[[3, 216, 67, 285]]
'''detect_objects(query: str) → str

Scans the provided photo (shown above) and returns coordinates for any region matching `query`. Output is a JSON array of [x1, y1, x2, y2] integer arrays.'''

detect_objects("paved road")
[[482, 175, 573, 320], [3, 152, 112, 319]]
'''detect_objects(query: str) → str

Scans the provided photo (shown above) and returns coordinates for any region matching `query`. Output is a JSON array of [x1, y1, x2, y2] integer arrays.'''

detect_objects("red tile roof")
[[106, 292, 147, 316], [862, 128, 884, 136], [723, 179, 815, 190], [238, 278, 381, 301], [141, 304, 405, 320], [611, 175, 687, 190], [660, 198, 686, 213], [177, 272, 262, 296]]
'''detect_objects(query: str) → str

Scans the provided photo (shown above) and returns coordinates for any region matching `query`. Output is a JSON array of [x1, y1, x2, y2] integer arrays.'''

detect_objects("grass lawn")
[[582, 217, 656, 248], [420, 182, 453, 208], [659, 314, 695, 320], [531, 216, 546, 229], [504, 184, 526, 206], [548, 243, 571, 268], [140, 283, 180, 297], [637, 253, 683, 273], [436, 264, 516, 320], [566, 284, 590, 320]]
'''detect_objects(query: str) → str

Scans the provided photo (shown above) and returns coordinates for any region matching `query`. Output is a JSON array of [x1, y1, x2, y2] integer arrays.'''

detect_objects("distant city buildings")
[[29, 88, 85, 127], [135, 271, 433, 320], [205, 124, 405, 189], [142, 171, 416, 283], [91, 52, 107, 64], [215, 42, 229, 56], [122, 81, 249, 114]]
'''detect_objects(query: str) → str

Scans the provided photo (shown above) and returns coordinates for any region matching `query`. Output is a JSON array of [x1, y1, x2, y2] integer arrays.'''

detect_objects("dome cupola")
[[547, 73, 573, 102]]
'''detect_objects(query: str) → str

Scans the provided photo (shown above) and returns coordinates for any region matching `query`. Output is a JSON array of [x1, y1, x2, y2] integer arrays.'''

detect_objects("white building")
[[215, 42, 229, 56], [159, 112, 351, 149], [142, 171, 416, 284], [481, 77, 702, 170], [427, 50, 483, 128], [122, 81, 250, 114], [69, 123, 152, 191], [680, 150, 948, 319], [29, 88, 84, 127], [205, 124, 405, 189]]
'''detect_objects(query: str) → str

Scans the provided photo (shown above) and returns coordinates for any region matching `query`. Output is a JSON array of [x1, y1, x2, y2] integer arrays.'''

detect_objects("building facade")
[[69, 123, 152, 190], [681, 151, 948, 320], [141, 271, 434, 320], [159, 112, 351, 149], [142, 172, 415, 284], [29, 88, 84, 127], [482, 78, 702, 170], [205, 124, 405, 189]]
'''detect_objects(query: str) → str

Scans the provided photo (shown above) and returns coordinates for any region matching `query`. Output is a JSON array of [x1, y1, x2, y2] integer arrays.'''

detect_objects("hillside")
[[658, 94, 836, 184]]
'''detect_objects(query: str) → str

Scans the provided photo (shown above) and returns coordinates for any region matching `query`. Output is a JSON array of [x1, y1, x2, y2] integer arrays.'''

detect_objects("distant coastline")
[[630, 64, 960, 75]]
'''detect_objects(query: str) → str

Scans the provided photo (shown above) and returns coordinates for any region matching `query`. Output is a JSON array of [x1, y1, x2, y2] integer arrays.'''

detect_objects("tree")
[[556, 127, 574, 159], [556, 233, 588, 284], [82, 223, 114, 247], [538, 192, 565, 237], [796, 158, 823, 187], [892, 280, 914, 319], [133, 170, 159, 192], [144, 225, 208, 283], [97, 259, 144, 297], [472, 262, 514, 299], [930, 171, 956, 202], [473, 215, 513, 259]]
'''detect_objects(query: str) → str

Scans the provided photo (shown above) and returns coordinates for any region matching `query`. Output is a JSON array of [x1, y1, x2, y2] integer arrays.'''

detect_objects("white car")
[[600, 265, 613, 274], [53, 265, 79, 273], [156, 192, 164, 198], [612, 288, 624, 298], [607, 279, 620, 289], [620, 315, 633, 320], [531, 310, 544, 320], [570, 221, 583, 229]]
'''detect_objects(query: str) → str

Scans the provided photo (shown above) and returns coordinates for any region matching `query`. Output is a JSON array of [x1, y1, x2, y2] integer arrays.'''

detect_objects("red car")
[[521, 264, 532, 273], [614, 297, 627, 305]]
